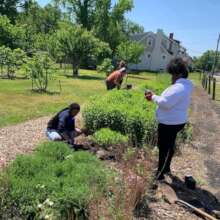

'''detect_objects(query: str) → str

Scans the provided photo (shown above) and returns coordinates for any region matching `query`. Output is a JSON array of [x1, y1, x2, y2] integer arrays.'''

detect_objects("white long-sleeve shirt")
[[152, 78, 193, 125]]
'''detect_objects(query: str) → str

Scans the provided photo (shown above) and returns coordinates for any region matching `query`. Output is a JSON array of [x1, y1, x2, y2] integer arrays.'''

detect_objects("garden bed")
[[0, 76, 193, 219]]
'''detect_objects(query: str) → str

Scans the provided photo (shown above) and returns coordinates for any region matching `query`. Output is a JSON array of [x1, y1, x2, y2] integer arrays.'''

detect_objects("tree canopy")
[[54, 24, 111, 76], [0, 0, 146, 79], [194, 50, 220, 72]]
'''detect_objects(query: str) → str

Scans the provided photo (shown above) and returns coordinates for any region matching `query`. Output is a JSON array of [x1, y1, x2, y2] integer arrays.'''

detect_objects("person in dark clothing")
[[46, 103, 83, 147], [145, 58, 193, 180]]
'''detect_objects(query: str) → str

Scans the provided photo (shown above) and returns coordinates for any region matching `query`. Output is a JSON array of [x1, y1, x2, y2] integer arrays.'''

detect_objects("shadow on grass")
[[31, 89, 61, 96], [129, 70, 159, 75], [0, 75, 29, 80], [65, 74, 104, 81]]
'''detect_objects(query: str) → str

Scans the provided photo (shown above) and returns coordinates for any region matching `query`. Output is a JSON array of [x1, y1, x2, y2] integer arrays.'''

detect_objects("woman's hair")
[[69, 103, 80, 111], [167, 58, 189, 78]]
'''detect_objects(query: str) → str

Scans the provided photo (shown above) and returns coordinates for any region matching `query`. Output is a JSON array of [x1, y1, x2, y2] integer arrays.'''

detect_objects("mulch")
[[0, 116, 50, 168]]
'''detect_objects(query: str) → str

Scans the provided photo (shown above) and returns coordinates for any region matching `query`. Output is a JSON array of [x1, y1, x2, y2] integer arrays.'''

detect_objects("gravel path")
[[0, 113, 83, 168], [0, 116, 49, 167]]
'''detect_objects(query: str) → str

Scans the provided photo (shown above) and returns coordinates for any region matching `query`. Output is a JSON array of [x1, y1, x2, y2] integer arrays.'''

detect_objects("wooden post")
[[205, 75, 208, 90], [213, 78, 216, 100], [202, 73, 205, 88], [208, 75, 211, 94]]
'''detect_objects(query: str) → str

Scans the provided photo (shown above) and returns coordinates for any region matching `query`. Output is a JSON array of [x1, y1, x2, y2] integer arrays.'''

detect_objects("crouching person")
[[46, 103, 83, 149], [105, 67, 127, 90]]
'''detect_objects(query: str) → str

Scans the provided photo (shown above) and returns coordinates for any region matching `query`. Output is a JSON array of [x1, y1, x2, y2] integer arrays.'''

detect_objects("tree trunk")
[[72, 62, 79, 77], [0, 65, 3, 76], [73, 68, 79, 77]]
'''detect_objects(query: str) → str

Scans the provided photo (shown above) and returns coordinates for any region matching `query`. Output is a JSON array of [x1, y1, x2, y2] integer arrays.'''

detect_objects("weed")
[[91, 128, 128, 149]]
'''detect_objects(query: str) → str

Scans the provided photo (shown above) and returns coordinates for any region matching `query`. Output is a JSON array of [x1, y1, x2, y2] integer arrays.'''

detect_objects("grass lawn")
[[0, 68, 158, 127]]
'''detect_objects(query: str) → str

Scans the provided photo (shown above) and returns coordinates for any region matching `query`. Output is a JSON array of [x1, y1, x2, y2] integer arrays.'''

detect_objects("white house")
[[129, 29, 192, 71]]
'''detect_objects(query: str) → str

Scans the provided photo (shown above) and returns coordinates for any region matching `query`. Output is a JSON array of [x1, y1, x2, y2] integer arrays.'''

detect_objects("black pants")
[[157, 123, 185, 177], [106, 81, 116, 90], [106, 80, 123, 90]]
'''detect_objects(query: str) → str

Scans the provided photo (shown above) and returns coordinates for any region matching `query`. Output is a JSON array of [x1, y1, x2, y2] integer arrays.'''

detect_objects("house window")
[[148, 40, 152, 46], [147, 54, 151, 58], [162, 55, 166, 60]]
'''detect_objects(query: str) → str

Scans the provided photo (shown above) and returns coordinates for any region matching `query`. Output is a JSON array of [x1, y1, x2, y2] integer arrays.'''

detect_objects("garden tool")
[[122, 74, 132, 90], [160, 183, 217, 220]]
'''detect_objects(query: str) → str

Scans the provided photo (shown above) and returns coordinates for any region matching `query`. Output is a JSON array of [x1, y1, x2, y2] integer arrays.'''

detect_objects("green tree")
[[57, 0, 136, 51], [18, 3, 62, 34], [26, 52, 54, 92], [56, 0, 96, 30], [124, 20, 144, 36], [116, 41, 144, 64], [0, 46, 7, 75], [0, 0, 20, 23], [55, 25, 111, 77], [93, 0, 111, 42], [0, 15, 23, 49], [97, 58, 114, 75], [5, 47, 27, 79], [47, 33, 65, 67], [194, 50, 220, 71], [98, 0, 134, 50]]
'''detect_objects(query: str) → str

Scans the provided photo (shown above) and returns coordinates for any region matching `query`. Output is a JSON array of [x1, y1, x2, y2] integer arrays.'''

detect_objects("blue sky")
[[37, 0, 220, 57]]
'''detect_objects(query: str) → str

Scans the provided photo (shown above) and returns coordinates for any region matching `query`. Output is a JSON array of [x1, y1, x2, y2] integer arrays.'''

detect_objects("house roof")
[[130, 32, 153, 42]]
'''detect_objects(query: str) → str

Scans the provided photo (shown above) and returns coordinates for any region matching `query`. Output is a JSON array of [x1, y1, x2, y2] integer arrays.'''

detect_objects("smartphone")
[[145, 89, 151, 95]]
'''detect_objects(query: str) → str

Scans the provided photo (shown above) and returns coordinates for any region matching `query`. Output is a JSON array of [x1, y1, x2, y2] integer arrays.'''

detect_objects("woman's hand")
[[145, 90, 154, 101], [75, 128, 83, 135]]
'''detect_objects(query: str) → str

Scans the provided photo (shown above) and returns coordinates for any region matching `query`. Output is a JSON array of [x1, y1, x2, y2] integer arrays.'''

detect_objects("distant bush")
[[0, 142, 112, 220], [0, 46, 27, 79], [26, 52, 54, 92], [97, 58, 114, 76], [91, 128, 128, 148], [83, 88, 158, 147]]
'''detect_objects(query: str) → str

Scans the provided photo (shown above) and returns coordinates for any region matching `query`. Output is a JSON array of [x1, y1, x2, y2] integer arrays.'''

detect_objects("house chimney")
[[169, 33, 174, 52], [169, 33, 174, 39]]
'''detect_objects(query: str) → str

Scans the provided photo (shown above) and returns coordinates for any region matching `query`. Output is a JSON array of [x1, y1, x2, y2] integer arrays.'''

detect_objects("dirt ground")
[[0, 86, 220, 219]]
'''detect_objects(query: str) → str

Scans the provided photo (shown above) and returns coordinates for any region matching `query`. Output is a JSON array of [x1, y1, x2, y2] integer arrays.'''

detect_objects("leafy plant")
[[83, 88, 157, 147], [97, 58, 114, 76], [0, 46, 27, 79], [26, 52, 54, 92], [116, 40, 144, 64], [0, 142, 112, 220], [54, 24, 111, 77], [91, 128, 128, 148]]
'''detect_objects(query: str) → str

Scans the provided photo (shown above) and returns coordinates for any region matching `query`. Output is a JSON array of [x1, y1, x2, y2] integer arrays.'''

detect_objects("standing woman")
[[145, 58, 193, 180]]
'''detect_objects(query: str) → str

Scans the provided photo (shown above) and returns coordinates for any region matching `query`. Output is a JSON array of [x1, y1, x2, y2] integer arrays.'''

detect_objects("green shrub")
[[83, 89, 157, 147], [0, 142, 112, 220], [97, 58, 114, 76], [91, 128, 128, 148]]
